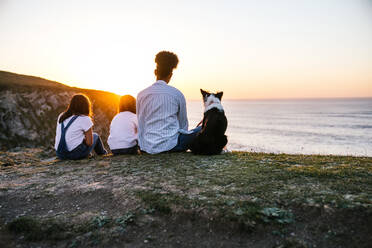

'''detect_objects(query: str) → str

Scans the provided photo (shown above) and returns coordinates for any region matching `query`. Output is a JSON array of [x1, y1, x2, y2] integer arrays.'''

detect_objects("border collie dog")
[[190, 89, 228, 155]]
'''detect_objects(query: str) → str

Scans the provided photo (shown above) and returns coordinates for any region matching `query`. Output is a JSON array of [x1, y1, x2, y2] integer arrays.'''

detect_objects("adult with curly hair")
[[137, 51, 201, 154]]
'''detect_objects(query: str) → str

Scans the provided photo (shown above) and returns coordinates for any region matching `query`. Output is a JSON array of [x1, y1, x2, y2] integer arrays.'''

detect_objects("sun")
[[62, 41, 157, 96]]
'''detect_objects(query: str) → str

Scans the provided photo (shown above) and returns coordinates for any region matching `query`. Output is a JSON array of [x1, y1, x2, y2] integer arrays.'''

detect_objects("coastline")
[[187, 98, 372, 157], [1, 148, 371, 247]]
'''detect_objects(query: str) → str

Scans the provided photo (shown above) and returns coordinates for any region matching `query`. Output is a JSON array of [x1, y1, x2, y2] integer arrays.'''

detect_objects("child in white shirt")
[[108, 95, 138, 155], [55, 94, 107, 160]]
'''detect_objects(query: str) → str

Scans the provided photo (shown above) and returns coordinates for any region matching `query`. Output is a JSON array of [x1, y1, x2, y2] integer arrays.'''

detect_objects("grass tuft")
[[7, 216, 68, 241]]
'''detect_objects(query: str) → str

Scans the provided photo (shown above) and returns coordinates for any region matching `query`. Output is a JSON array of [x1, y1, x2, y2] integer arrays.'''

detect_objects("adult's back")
[[137, 51, 201, 154], [137, 80, 188, 154]]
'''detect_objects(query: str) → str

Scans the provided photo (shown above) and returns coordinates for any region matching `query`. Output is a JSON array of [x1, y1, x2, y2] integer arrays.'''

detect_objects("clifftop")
[[0, 70, 119, 149], [0, 150, 371, 247]]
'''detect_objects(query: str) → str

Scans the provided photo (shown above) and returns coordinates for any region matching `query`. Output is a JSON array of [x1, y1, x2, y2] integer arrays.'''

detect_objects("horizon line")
[[192, 96, 372, 101], [2, 69, 372, 101]]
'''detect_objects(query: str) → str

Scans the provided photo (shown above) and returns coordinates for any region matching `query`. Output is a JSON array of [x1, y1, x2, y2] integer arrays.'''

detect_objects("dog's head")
[[200, 89, 223, 109]]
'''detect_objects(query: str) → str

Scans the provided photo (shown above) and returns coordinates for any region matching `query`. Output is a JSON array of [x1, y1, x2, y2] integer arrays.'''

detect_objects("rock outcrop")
[[0, 70, 119, 149]]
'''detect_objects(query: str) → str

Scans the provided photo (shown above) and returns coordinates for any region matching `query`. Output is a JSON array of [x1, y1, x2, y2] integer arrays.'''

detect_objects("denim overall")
[[56, 115, 107, 160], [56, 115, 79, 159]]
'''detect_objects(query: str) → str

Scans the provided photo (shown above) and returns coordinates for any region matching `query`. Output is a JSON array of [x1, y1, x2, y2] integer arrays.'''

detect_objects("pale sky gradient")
[[0, 0, 371, 99]]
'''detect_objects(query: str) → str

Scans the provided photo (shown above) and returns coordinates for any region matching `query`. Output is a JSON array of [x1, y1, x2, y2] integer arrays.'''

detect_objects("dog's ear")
[[215, 91, 223, 100], [200, 89, 209, 97]]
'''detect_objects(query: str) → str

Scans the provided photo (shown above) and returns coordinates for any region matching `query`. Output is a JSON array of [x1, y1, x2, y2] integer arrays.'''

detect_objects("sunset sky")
[[0, 0, 371, 99]]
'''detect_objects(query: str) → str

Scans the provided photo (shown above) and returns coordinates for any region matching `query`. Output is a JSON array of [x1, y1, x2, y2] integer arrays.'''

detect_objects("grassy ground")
[[0, 148, 371, 247]]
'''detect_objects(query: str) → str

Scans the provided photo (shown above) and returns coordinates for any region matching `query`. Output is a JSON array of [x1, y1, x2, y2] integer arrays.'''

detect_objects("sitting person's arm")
[[84, 127, 93, 146], [178, 94, 188, 131]]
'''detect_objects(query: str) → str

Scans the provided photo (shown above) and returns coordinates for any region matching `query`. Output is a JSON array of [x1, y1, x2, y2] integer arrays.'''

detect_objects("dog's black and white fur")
[[190, 89, 228, 155]]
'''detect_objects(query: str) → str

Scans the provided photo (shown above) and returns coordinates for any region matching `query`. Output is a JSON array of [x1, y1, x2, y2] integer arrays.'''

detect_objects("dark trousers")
[[170, 126, 202, 152], [111, 145, 138, 155], [61, 133, 107, 160]]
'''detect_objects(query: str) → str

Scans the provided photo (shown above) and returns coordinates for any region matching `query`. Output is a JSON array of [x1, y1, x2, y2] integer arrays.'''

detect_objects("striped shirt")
[[136, 80, 189, 154]]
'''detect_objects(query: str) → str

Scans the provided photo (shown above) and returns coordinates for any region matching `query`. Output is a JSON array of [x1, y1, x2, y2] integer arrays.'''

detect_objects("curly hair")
[[155, 51, 179, 79]]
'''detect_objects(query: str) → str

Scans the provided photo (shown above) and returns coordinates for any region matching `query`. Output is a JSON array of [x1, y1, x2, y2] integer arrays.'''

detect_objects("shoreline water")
[[187, 98, 372, 157]]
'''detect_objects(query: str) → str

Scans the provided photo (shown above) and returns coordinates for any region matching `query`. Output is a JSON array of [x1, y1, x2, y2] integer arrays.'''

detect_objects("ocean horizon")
[[186, 98, 372, 157]]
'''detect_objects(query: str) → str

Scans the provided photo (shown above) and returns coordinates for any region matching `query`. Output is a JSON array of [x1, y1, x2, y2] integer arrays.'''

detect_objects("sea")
[[186, 98, 372, 157]]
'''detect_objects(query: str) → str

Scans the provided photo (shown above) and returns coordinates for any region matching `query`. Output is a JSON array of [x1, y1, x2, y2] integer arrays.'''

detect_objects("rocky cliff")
[[0, 70, 120, 150]]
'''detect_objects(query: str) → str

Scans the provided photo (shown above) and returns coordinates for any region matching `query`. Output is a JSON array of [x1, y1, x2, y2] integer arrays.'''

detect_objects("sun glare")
[[63, 41, 157, 97], [1, 1, 371, 99]]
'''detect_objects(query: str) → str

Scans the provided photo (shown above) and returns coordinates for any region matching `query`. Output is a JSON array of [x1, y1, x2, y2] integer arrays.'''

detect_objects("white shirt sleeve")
[[79, 116, 93, 132], [178, 93, 189, 131]]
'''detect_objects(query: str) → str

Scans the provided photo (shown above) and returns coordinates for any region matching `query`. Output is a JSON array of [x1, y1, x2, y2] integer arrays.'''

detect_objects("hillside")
[[0, 149, 371, 247], [0, 70, 120, 149], [0, 70, 69, 90]]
